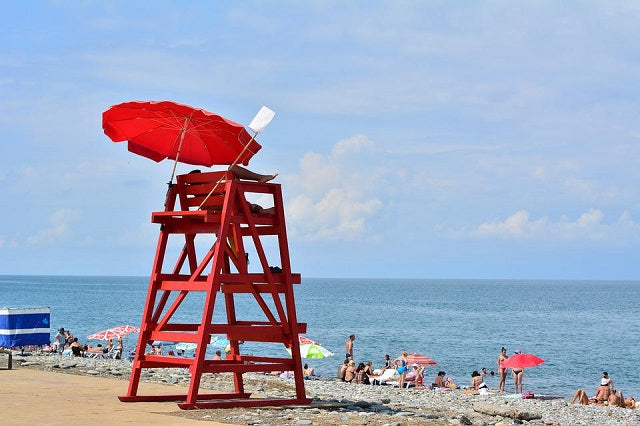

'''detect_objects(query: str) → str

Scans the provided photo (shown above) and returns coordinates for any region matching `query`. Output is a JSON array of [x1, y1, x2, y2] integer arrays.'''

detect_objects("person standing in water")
[[497, 347, 509, 392]]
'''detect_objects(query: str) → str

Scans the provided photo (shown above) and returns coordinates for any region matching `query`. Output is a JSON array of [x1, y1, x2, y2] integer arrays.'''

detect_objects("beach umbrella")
[[499, 353, 545, 369], [500, 352, 545, 393], [175, 342, 197, 351], [87, 325, 140, 340], [286, 336, 334, 359], [210, 336, 230, 348], [102, 100, 272, 183], [406, 352, 438, 367]]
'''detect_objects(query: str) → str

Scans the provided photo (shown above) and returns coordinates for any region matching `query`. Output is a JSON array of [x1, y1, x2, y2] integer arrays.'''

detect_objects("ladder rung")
[[157, 281, 210, 291], [149, 331, 204, 343]]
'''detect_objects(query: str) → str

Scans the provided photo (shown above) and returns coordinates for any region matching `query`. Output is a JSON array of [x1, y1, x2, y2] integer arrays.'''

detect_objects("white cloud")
[[26, 209, 79, 246], [286, 135, 383, 241], [475, 210, 548, 238], [471, 209, 640, 243]]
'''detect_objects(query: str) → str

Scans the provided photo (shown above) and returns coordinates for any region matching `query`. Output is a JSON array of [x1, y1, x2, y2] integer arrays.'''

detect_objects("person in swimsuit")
[[471, 371, 486, 390], [345, 334, 355, 360], [344, 360, 356, 382], [337, 359, 349, 381], [601, 372, 614, 392], [511, 349, 524, 394], [609, 389, 628, 408], [394, 351, 409, 388], [433, 370, 446, 388], [497, 347, 508, 392]]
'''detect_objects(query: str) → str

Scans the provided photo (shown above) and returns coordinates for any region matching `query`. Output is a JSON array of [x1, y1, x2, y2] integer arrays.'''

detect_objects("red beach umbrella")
[[88, 325, 140, 340], [102, 100, 263, 181], [406, 352, 438, 366], [499, 353, 545, 369]]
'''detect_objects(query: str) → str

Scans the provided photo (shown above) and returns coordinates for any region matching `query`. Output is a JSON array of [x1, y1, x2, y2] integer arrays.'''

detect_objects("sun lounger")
[[369, 368, 398, 385]]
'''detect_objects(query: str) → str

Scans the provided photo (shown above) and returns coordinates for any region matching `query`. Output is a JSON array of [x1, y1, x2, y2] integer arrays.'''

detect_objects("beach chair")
[[369, 368, 398, 385]]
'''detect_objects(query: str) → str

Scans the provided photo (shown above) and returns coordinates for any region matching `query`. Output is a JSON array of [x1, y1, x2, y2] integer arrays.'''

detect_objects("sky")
[[1, 1, 639, 280]]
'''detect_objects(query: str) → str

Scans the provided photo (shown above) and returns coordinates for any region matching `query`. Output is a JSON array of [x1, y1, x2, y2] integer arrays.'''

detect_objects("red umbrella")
[[88, 325, 140, 340], [102, 100, 263, 181], [406, 352, 438, 366], [499, 353, 545, 369]]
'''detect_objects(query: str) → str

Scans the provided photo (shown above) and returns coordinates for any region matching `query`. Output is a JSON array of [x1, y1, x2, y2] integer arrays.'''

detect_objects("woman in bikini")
[[511, 350, 524, 394], [497, 347, 508, 392]]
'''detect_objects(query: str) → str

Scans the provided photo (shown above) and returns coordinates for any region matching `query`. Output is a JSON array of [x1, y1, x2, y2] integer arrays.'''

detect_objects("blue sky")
[[1, 1, 639, 279]]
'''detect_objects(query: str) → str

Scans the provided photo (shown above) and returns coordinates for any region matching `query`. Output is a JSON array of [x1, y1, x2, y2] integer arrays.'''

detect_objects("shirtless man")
[[345, 334, 355, 360], [497, 347, 508, 392], [337, 359, 349, 381]]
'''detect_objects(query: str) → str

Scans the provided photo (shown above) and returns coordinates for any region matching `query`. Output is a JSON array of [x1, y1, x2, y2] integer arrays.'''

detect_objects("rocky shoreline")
[[10, 353, 640, 425]]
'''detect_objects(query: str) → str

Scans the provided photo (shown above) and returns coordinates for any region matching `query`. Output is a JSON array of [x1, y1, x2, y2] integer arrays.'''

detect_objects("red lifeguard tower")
[[119, 170, 311, 409]]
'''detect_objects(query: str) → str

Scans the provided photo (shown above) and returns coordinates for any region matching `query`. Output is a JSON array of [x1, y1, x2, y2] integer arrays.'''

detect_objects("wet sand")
[[0, 368, 227, 425]]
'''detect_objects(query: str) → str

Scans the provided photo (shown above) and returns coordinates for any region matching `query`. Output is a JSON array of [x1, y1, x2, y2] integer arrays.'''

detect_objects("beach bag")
[[522, 391, 535, 399]]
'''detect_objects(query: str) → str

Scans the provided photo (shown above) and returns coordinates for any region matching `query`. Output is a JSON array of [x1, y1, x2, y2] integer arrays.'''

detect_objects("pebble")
[[12, 353, 640, 426]]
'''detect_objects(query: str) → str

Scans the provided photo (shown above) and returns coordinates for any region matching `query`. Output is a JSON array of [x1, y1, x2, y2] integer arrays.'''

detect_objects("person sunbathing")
[[230, 165, 277, 183], [69, 338, 84, 357], [433, 371, 447, 388], [571, 386, 609, 405], [344, 360, 356, 383], [608, 389, 628, 408], [337, 359, 349, 381], [625, 396, 636, 409], [86, 344, 105, 354], [471, 371, 488, 390]]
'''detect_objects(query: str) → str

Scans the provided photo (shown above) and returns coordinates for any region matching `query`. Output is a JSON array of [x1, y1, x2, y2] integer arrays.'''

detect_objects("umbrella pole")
[[170, 115, 192, 184], [197, 130, 259, 210]]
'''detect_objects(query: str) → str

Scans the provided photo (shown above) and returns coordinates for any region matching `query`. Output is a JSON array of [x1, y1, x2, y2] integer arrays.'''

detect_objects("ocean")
[[1, 275, 638, 397]]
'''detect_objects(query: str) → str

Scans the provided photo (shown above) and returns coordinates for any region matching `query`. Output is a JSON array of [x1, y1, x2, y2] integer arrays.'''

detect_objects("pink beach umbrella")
[[500, 352, 545, 393], [406, 353, 438, 367], [499, 353, 545, 369], [87, 325, 140, 340]]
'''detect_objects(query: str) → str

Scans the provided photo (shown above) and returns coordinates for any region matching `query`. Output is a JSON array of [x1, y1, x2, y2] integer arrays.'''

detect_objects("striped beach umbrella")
[[406, 352, 438, 366], [87, 325, 140, 340]]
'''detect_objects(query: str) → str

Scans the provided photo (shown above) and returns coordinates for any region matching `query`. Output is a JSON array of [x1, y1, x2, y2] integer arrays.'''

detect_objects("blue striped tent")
[[0, 307, 50, 347]]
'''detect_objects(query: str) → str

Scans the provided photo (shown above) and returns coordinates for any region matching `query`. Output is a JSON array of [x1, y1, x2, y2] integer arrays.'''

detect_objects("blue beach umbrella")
[[211, 336, 230, 348], [175, 342, 197, 351]]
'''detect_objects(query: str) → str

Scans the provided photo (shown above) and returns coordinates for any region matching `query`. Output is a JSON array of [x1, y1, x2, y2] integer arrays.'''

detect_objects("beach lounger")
[[369, 368, 398, 385]]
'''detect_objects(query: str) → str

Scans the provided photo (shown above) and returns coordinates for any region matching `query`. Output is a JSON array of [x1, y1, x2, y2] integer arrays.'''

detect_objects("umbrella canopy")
[[211, 336, 230, 348], [406, 352, 438, 367], [102, 100, 262, 174], [175, 342, 197, 351], [87, 325, 140, 340], [500, 353, 545, 369], [286, 336, 334, 359]]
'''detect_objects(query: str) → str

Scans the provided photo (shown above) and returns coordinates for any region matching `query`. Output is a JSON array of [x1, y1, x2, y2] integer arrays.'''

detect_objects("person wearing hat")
[[54, 327, 66, 355], [512, 349, 524, 394]]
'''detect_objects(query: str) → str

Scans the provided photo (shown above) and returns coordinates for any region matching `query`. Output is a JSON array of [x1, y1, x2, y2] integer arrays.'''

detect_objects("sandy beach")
[[3, 352, 640, 425], [0, 366, 225, 425]]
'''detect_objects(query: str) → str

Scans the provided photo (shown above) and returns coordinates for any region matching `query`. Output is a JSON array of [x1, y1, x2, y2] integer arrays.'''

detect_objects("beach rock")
[[86, 370, 99, 375], [58, 362, 77, 369], [514, 409, 542, 421], [458, 415, 473, 425], [354, 400, 371, 408]]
